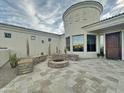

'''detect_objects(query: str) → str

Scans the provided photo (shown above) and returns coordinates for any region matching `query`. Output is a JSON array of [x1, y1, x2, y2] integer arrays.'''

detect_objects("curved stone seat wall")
[[51, 54, 79, 61]]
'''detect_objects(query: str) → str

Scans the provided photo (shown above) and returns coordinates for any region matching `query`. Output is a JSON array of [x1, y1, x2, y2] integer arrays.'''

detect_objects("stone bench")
[[65, 54, 79, 61], [16, 58, 33, 75], [33, 55, 47, 65]]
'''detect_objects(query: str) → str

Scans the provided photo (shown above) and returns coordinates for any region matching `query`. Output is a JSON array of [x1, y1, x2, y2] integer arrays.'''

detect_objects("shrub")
[[8, 53, 18, 68]]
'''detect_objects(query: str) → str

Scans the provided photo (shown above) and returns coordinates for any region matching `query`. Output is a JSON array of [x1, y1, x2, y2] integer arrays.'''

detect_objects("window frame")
[[87, 34, 96, 52]]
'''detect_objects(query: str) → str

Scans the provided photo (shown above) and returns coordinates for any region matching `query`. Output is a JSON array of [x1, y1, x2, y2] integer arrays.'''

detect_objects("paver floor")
[[0, 62, 16, 89], [0, 59, 124, 93]]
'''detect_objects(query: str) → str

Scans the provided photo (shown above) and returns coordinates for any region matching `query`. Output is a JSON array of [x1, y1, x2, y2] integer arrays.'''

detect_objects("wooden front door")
[[106, 32, 122, 59]]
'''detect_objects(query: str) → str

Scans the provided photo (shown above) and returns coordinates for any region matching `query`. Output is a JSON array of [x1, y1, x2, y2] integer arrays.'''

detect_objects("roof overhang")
[[82, 13, 124, 32]]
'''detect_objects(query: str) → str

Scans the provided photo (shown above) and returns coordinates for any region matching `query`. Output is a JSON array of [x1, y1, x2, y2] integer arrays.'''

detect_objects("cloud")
[[0, 0, 124, 34], [100, 0, 121, 19], [117, 0, 124, 4], [111, 0, 124, 13], [100, 12, 111, 20]]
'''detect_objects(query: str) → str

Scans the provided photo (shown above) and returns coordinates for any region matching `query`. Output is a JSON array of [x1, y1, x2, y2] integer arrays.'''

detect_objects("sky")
[[0, 0, 124, 35], [72, 35, 84, 45]]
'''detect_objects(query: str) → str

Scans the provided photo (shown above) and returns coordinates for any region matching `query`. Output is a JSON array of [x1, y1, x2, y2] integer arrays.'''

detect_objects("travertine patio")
[[0, 59, 124, 93]]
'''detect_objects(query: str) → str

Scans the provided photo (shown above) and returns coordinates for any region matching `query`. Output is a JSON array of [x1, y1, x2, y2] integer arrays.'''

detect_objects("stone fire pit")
[[48, 56, 69, 68]]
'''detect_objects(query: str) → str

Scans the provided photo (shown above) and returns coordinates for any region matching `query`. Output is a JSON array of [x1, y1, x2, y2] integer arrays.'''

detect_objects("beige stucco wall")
[[0, 26, 60, 58], [63, 2, 102, 37], [0, 49, 10, 67], [59, 35, 65, 54], [64, 8, 100, 36]]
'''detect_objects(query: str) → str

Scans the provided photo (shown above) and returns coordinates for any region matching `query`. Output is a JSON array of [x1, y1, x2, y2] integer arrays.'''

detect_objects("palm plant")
[[64, 48, 68, 54]]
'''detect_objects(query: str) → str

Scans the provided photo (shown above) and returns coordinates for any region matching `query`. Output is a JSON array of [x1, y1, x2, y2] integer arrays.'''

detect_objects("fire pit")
[[53, 59, 64, 62], [48, 57, 69, 68]]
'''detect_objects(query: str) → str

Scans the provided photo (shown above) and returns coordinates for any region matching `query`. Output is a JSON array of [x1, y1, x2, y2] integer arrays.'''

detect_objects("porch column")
[[103, 34, 106, 56], [70, 36, 73, 53], [122, 31, 124, 60], [97, 34, 100, 53]]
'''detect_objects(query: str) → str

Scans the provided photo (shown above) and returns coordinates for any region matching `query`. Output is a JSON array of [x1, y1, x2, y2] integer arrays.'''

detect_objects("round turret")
[[63, 1, 103, 35]]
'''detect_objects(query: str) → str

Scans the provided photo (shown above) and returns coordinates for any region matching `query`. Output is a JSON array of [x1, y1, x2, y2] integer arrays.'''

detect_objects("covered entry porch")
[[89, 24, 124, 60], [82, 14, 124, 60]]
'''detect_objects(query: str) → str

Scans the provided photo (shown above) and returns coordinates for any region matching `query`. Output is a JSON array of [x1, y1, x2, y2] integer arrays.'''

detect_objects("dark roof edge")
[[82, 12, 124, 28], [0, 22, 62, 36]]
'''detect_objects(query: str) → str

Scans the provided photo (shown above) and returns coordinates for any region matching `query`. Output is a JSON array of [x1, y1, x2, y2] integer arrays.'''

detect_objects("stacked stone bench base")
[[17, 59, 33, 75], [33, 55, 47, 65]]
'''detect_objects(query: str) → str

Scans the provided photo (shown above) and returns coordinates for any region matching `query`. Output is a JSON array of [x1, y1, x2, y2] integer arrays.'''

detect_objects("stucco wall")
[[59, 35, 65, 54], [63, 1, 102, 37], [0, 27, 60, 58], [0, 49, 10, 67]]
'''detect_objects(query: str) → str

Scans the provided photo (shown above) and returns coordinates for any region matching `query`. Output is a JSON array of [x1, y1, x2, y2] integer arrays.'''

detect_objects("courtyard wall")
[[0, 24, 61, 58]]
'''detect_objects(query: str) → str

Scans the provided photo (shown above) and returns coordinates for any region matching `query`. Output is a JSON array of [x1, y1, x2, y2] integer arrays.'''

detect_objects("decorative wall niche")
[[48, 38, 52, 42], [31, 36, 36, 40], [4, 32, 11, 38], [41, 40, 44, 43]]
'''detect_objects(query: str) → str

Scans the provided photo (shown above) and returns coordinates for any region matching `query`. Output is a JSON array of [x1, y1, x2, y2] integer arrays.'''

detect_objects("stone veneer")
[[33, 55, 47, 65], [51, 54, 79, 61], [17, 58, 33, 75]]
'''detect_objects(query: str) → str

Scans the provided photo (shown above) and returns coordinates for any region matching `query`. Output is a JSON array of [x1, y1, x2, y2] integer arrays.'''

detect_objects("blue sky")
[[0, 0, 124, 34]]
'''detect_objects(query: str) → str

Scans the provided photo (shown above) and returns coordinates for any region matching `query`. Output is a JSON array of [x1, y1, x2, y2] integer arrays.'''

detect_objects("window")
[[66, 37, 70, 51], [87, 35, 96, 52], [4, 32, 11, 38], [72, 35, 84, 52]]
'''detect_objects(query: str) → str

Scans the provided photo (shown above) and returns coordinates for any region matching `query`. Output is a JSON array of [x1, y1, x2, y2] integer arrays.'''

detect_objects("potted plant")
[[97, 53, 100, 58], [8, 53, 18, 68], [100, 48, 104, 58], [100, 52, 104, 58], [97, 52, 104, 58]]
